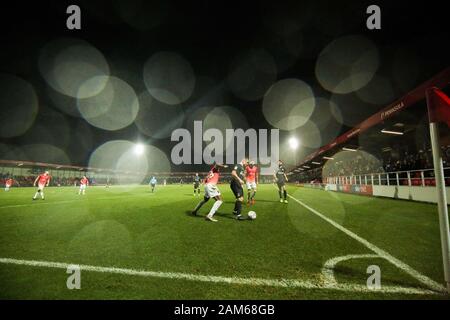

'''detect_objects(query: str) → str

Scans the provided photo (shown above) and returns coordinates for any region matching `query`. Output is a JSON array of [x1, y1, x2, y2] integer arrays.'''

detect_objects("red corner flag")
[[427, 87, 450, 126], [426, 86, 450, 293]]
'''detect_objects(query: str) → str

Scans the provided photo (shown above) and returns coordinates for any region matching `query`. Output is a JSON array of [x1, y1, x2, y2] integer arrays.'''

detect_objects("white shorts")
[[246, 181, 257, 190], [5, 184, 11, 188], [204, 183, 221, 198], [80, 184, 87, 190], [38, 183, 46, 190]]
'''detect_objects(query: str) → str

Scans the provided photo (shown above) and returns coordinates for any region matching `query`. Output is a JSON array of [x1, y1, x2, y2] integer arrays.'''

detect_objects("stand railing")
[[325, 168, 450, 187]]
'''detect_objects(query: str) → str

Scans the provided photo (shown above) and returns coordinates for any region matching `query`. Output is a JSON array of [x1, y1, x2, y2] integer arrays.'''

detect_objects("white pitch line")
[[322, 254, 380, 286], [287, 192, 447, 293], [0, 257, 439, 295]]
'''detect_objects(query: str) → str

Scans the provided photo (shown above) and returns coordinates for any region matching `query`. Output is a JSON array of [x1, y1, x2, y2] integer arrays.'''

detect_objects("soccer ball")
[[248, 211, 257, 220]]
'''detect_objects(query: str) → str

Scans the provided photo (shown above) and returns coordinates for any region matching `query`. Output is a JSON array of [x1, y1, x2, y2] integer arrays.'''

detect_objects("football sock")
[[194, 198, 208, 212], [234, 200, 242, 215], [283, 190, 287, 200], [251, 191, 256, 200], [278, 190, 282, 199], [208, 200, 222, 217]]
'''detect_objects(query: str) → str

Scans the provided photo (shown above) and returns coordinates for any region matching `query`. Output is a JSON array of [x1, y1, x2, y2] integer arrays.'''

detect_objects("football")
[[248, 211, 257, 220]]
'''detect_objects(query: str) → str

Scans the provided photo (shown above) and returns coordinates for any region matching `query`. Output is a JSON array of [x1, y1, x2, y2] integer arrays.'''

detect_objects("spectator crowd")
[[295, 143, 450, 184]]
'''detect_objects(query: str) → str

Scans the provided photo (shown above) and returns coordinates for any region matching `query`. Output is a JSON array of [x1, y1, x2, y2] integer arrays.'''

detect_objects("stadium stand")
[[0, 160, 274, 187], [291, 68, 450, 190]]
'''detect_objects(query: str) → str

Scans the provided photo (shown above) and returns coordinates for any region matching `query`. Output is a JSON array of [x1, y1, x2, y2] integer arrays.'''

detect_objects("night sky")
[[0, 0, 448, 172]]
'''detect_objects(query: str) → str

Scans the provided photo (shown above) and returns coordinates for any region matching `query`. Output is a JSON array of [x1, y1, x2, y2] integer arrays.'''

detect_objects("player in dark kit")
[[193, 173, 201, 196], [274, 160, 289, 203], [230, 158, 248, 220]]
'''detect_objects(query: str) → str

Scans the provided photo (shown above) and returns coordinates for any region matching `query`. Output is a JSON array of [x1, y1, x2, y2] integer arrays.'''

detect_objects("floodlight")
[[288, 137, 299, 150], [134, 143, 145, 155]]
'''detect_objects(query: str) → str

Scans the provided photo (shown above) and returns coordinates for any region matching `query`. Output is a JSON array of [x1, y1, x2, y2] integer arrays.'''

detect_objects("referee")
[[230, 158, 248, 220]]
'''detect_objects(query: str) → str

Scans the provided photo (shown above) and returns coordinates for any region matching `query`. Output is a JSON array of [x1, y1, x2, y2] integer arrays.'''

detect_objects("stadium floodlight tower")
[[134, 143, 145, 155]]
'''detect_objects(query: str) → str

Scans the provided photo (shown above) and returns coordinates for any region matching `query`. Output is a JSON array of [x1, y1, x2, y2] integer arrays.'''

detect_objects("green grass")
[[0, 184, 449, 299]]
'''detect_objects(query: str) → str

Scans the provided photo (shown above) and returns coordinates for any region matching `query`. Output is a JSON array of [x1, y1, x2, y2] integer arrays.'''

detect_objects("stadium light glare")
[[342, 147, 358, 152], [323, 156, 334, 160], [288, 137, 300, 150], [134, 143, 145, 155], [312, 161, 321, 165], [303, 165, 311, 169], [381, 129, 404, 135]]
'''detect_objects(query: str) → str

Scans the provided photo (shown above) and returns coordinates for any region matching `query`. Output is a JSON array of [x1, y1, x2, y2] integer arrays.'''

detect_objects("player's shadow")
[[184, 210, 243, 221], [214, 212, 243, 220], [246, 199, 278, 203], [222, 200, 278, 204], [184, 210, 203, 219]]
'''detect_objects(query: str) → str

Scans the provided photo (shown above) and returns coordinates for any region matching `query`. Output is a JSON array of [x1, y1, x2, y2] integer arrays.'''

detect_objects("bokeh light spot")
[[227, 49, 277, 101], [262, 79, 315, 131], [0, 74, 38, 138], [134, 91, 185, 139], [77, 76, 139, 131], [39, 38, 110, 99], [315, 35, 379, 94], [143, 51, 195, 105]]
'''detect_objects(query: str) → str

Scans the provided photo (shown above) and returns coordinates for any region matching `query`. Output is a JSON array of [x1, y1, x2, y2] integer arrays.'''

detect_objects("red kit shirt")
[[205, 166, 220, 185], [5, 178, 13, 186], [80, 177, 89, 185], [245, 166, 258, 183], [38, 174, 50, 185]]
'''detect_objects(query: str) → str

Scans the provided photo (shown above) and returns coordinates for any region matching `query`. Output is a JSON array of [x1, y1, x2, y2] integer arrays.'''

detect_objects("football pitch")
[[0, 184, 449, 300]]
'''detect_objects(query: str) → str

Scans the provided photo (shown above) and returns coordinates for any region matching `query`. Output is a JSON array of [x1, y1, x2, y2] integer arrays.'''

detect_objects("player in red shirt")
[[78, 175, 89, 195], [191, 163, 228, 222], [4, 178, 14, 191], [33, 171, 51, 200], [245, 160, 258, 205]]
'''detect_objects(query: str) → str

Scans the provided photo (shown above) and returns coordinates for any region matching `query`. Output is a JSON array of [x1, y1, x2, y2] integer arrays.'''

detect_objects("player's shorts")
[[80, 184, 87, 190], [5, 184, 11, 188], [246, 181, 257, 190], [204, 183, 221, 198], [150, 183, 156, 188], [38, 183, 46, 190], [277, 180, 286, 189], [230, 180, 244, 198], [194, 182, 200, 189]]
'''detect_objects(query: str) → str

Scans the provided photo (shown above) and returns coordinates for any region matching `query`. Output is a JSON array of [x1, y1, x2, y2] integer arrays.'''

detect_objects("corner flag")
[[426, 87, 450, 293], [428, 87, 450, 126]]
